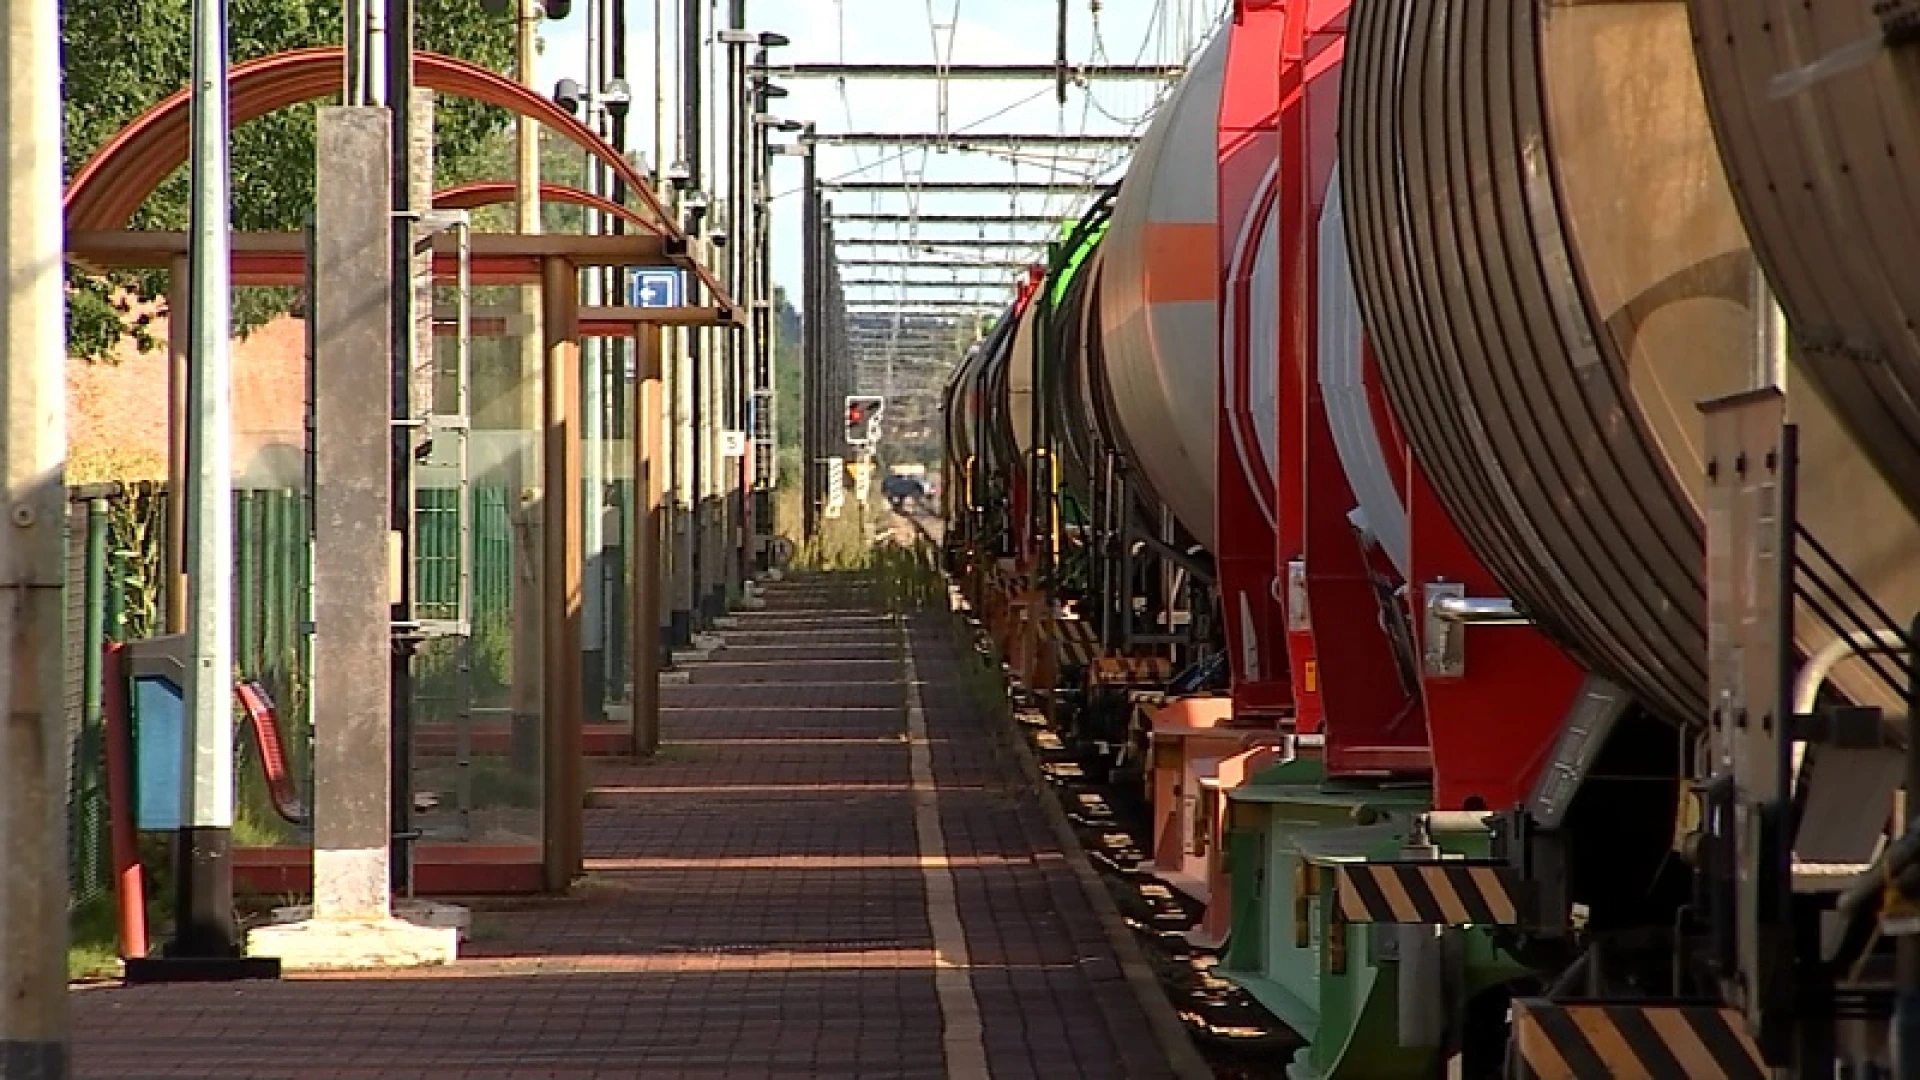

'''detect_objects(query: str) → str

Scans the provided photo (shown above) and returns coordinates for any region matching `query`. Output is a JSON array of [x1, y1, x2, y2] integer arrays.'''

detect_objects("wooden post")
[[632, 324, 664, 755], [541, 256, 584, 890], [165, 255, 191, 634]]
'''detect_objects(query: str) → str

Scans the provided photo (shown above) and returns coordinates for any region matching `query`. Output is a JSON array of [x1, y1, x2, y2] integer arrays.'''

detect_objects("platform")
[[70, 573, 1198, 1078]]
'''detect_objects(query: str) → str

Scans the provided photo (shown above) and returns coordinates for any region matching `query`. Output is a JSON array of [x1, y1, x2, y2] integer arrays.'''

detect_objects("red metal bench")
[[234, 679, 308, 826]]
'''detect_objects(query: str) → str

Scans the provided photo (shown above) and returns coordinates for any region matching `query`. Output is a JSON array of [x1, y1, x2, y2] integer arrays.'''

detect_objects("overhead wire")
[[802, 0, 1211, 375]]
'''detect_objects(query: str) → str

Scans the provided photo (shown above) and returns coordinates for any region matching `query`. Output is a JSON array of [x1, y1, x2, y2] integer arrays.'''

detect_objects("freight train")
[[941, 1, 1920, 1075]]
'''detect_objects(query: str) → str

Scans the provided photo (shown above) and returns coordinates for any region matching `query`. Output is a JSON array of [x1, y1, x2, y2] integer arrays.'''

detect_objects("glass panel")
[[411, 281, 544, 866], [230, 284, 314, 855]]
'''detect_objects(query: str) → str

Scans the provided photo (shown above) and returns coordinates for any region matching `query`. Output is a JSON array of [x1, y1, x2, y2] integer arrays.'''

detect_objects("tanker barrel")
[[1340, 0, 1920, 729]]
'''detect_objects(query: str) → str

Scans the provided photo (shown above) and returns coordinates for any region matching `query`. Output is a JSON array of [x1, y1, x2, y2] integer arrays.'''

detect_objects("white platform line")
[[900, 618, 991, 1079]]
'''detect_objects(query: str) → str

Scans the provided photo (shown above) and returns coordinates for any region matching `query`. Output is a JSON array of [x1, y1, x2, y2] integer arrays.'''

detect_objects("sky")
[[535, 0, 1227, 309]]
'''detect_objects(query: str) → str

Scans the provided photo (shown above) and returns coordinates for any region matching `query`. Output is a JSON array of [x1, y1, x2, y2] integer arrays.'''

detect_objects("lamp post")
[[795, 121, 822, 539], [751, 113, 801, 524], [123, 0, 285, 983], [717, 25, 788, 588], [552, 69, 630, 723]]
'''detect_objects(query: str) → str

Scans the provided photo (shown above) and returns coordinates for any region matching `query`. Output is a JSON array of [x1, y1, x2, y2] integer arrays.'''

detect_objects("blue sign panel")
[[134, 674, 185, 830], [628, 267, 685, 308]]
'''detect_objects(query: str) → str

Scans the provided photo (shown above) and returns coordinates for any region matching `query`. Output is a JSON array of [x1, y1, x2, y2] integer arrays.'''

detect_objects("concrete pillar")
[[540, 257, 584, 891], [247, 107, 454, 971], [0, 0, 71, 1047], [309, 107, 395, 921]]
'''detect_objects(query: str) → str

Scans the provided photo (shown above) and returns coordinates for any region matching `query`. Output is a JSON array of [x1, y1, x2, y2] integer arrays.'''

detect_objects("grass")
[[871, 534, 944, 615], [68, 895, 123, 982]]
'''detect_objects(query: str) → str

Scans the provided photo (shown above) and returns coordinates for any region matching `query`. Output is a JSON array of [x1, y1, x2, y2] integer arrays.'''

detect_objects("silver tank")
[[1096, 29, 1231, 550], [1340, 0, 1920, 727]]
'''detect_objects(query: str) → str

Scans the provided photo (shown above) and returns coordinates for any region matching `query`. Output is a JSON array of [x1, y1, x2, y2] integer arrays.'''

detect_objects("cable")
[[771, 82, 1064, 200]]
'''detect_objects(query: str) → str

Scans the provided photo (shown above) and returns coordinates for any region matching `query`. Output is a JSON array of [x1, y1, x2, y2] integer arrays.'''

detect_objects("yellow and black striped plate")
[[1508, 998, 1767, 1079]]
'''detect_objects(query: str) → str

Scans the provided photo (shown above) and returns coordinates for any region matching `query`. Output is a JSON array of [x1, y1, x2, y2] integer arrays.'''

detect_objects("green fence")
[[63, 482, 528, 924], [65, 488, 116, 926]]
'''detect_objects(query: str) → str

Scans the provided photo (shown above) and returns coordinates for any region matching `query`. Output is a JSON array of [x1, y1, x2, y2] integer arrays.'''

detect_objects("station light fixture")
[[720, 29, 791, 48], [551, 76, 630, 120], [601, 78, 632, 118]]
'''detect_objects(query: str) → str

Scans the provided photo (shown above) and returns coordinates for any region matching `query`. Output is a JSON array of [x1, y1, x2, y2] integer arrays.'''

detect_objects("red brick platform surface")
[[70, 575, 1187, 1078]]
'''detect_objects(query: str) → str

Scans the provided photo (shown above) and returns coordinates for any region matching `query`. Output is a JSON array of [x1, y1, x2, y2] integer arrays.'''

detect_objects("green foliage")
[[438, 126, 592, 234], [68, 892, 126, 981], [61, 0, 517, 360], [773, 287, 801, 454], [105, 484, 167, 640], [871, 537, 942, 615], [414, 611, 513, 721]]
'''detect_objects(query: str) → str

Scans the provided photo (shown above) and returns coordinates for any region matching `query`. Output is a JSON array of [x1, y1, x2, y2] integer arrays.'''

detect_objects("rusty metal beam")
[[65, 229, 680, 286]]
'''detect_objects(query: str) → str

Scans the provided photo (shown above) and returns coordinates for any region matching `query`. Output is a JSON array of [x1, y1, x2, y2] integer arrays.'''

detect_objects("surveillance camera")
[[544, 0, 571, 17], [602, 78, 632, 119], [552, 77, 583, 115]]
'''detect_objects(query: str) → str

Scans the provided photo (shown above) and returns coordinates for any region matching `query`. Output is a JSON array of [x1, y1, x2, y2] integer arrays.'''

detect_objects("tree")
[[62, 0, 518, 360]]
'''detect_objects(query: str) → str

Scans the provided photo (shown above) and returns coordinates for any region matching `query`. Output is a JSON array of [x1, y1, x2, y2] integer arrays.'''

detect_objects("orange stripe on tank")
[[1142, 221, 1219, 304]]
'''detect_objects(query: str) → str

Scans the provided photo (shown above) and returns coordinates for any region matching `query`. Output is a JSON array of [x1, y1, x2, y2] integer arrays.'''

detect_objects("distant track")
[[886, 506, 944, 549]]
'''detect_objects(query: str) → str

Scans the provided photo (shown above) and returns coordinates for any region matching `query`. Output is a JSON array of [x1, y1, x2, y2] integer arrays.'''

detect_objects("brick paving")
[[68, 575, 1183, 1079]]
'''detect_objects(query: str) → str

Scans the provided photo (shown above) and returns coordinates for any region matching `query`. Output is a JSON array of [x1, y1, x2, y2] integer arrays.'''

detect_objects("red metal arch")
[[65, 47, 674, 238], [434, 180, 653, 234]]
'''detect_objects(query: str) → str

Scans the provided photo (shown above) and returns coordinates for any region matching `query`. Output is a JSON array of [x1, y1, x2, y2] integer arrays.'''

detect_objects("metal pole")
[[652, 0, 665, 191], [727, 1, 748, 589], [658, 0, 684, 645], [174, 0, 247, 966], [633, 326, 664, 755], [683, 0, 707, 624], [800, 129, 819, 539], [581, 0, 608, 722], [750, 64, 774, 511], [0, 0, 71, 1049], [608, 0, 631, 708], [345, 0, 366, 101], [386, 0, 418, 898], [510, 0, 545, 781], [515, 0, 541, 284]]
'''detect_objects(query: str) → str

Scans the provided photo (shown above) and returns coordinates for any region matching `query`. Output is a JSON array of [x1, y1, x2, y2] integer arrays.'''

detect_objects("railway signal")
[[845, 394, 884, 447]]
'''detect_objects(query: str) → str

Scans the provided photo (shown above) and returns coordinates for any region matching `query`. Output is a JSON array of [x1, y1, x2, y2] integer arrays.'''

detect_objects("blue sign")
[[134, 673, 185, 831], [628, 267, 685, 308]]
